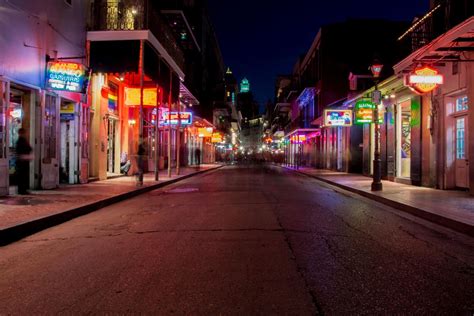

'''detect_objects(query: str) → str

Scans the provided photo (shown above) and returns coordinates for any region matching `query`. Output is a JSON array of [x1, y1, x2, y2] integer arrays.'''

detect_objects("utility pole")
[[176, 99, 181, 175]]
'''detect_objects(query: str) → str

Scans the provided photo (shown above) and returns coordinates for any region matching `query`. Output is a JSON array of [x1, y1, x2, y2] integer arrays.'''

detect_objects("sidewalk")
[[0, 164, 222, 245], [282, 165, 474, 237]]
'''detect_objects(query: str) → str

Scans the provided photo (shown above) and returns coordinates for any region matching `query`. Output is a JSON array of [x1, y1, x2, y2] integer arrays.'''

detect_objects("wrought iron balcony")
[[90, 0, 185, 70]]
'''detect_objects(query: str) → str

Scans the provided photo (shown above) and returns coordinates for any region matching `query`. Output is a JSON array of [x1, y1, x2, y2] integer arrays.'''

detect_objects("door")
[[107, 118, 116, 173], [0, 80, 9, 195], [41, 93, 60, 189], [455, 116, 469, 188]]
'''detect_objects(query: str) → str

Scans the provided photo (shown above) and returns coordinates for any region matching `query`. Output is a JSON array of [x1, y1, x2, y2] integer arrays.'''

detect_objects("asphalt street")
[[1, 165, 473, 314]]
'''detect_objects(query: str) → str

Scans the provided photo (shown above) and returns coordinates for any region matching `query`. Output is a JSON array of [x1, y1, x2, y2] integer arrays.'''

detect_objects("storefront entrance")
[[396, 99, 412, 179], [59, 99, 79, 184], [455, 115, 469, 188], [8, 85, 35, 193], [107, 118, 118, 174], [0, 79, 9, 195]]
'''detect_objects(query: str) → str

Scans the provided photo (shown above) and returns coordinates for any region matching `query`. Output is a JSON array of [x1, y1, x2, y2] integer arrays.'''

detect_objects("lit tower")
[[240, 77, 250, 93]]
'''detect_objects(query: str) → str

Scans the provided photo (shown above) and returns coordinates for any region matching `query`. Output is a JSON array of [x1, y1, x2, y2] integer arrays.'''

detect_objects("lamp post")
[[370, 60, 383, 191]]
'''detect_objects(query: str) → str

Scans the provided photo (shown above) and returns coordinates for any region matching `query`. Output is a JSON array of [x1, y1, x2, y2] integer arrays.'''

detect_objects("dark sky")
[[207, 0, 429, 107]]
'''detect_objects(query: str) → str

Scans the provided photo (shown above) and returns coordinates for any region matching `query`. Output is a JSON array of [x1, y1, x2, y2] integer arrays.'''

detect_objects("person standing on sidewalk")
[[15, 128, 32, 195], [136, 144, 146, 186], [195, 147, 201, 169]]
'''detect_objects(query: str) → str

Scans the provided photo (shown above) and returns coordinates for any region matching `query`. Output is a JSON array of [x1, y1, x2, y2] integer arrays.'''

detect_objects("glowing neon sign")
[[46, 62, 88, 93], [124, 87, 158, 107], [161, 111, 193, 126], [405, 65, 443, 94]]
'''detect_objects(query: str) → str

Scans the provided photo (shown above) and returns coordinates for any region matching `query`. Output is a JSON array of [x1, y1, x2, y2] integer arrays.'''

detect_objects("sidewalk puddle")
[[165, 188, 199, 194]]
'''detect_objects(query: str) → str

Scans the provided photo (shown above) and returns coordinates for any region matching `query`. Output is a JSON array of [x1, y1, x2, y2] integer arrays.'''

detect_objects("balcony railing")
[[399, 0, 474, 52], [90, 0, 185, 70]]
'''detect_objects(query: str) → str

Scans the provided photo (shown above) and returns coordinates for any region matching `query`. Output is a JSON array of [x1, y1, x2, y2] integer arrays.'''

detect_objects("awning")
[[180, 82, 200, 106]]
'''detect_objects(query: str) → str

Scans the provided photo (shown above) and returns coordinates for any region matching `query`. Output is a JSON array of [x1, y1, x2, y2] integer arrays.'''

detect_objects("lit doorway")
[[59, 99, 79, 184], [107, 118, 118, 174], [396, 99, 411, 179]]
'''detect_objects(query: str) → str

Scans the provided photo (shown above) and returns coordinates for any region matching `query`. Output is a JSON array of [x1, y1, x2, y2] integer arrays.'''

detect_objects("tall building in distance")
[[240, 78, 250, 93]]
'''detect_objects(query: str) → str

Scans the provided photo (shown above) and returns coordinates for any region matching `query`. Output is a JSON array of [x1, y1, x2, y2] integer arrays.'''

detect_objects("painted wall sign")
[[324, 110, 353, 127], [405, 65, 443, 94], [46, 62, 88, 93], [161, 111, 193, 126], [124, 87, 158, 107]]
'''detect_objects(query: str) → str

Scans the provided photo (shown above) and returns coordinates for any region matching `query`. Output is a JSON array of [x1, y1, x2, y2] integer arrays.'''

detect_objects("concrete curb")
[[0, 165, 223, 246], [279, 165, 474, 237]]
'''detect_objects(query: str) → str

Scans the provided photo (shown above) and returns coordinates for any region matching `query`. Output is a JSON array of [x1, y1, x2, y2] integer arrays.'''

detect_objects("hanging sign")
[[405, 65, 443, 94], [160, 111, 193, 126], [46, 62, 88, 93], [354, 100, 384, 124], [124, 87, 158, 107], [290, 134, 306, 144], [211, 132, 224, 143], [324, 110, 353, 127], [198, 127, 213, 137], [60, 102, 75, 121]]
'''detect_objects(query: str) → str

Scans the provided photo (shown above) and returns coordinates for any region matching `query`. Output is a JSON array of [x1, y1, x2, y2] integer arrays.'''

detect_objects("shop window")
[[44, 94, 57, 160], [455, 96, 468, 112]]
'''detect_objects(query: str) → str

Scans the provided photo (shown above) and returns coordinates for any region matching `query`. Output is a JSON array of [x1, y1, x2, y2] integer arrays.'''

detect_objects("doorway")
[[107, 118, 118, 174], [59, 99, 79, 184], [396, 99, 412, 179], [455, 115, 469, 188]]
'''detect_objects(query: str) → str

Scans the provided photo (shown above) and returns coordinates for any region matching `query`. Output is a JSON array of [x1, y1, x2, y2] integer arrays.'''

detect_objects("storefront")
[[394, 17, 474, 192]]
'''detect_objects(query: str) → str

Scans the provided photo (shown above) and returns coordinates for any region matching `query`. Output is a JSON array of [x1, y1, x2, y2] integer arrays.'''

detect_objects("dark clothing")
[[137, 145, 146, 185], [195, 148, 201, 166], [15, 136, 32, 194]]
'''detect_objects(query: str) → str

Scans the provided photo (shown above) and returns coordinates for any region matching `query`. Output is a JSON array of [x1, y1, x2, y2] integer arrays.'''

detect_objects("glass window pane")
[[456, 96, 468, 112], [456, 118, 465, 159]]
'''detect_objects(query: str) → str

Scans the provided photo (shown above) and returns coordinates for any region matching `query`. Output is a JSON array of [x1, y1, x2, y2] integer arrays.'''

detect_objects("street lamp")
[[370, 60, 383, 191]]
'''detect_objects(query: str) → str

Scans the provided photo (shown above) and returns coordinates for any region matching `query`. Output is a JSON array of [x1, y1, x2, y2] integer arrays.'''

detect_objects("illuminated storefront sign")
[[324, 110, 353, 127], [354, 100, 383, 124], [405, 65, 443, 94], [161, 111, 193, 126], [198, 127, 213, 137], [290, 134, 306, 144], [46, 62, 88, 93], [211, 132, 224, 143], [124, 87, 158, 106], [60, 102, 75, 121]]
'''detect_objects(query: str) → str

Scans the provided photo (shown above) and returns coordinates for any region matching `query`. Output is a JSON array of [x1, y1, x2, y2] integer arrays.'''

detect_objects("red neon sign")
[[406, 65, 444, 94]]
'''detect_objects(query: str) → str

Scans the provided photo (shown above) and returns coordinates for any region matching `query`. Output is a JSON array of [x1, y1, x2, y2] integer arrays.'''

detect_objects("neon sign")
[[198, 127, 213, 137], [405, 65, 443, 94], [290, 134, 306, 144], [324, 110, 353, 127], [211, 132, 224, 143], [354, 100, 383, 124], [161, 111, 193, 126], [124, 87, 158, 107], [46, 62, 88, 93]]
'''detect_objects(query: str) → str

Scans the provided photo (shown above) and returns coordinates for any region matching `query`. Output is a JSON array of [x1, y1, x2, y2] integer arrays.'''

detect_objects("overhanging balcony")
[[89, 0, 185, 76]]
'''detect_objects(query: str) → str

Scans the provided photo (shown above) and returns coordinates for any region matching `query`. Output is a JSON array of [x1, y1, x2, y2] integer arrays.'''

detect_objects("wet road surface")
[[1, 165, 473, 314]]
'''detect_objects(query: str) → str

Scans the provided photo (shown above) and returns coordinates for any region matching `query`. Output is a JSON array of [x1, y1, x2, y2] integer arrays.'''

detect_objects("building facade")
[[0, 0, 89, 195]]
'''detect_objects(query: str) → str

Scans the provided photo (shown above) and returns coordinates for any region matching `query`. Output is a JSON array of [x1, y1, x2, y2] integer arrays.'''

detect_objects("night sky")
[[207, 0, 429, 109]]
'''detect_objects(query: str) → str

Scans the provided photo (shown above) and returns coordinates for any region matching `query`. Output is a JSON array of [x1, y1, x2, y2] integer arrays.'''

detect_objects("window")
[[44, 94, 57, 160], [455, 96, 468, 112], [456, 118, 465, 159]]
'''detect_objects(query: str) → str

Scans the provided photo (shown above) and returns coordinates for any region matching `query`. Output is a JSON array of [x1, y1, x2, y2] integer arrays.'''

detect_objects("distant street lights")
[[370, 60, 383, 191]]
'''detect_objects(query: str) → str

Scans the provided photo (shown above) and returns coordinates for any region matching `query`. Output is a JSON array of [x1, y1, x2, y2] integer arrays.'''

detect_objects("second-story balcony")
[[89, 0, 185, 71]]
